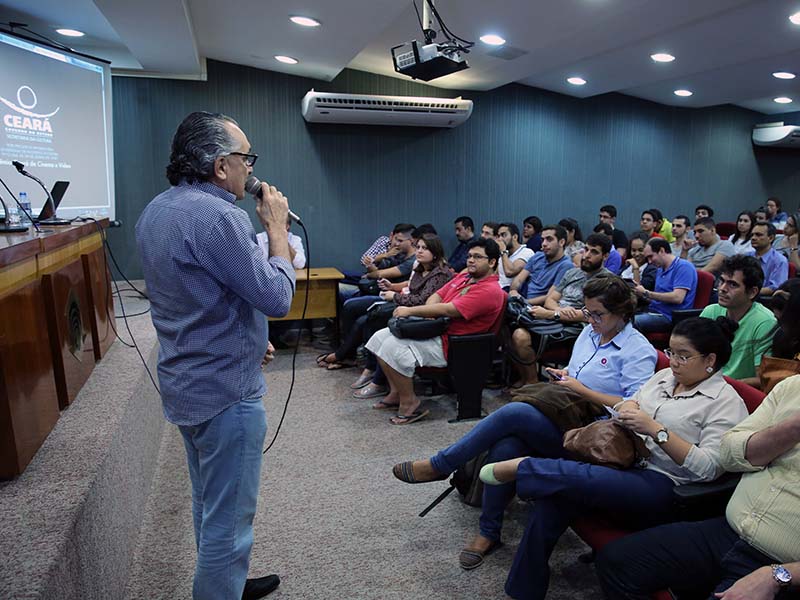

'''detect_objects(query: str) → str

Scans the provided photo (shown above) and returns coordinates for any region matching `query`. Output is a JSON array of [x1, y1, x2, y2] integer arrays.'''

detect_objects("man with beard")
[[509, 225, 573, 306], [509, 233, 613, 386]]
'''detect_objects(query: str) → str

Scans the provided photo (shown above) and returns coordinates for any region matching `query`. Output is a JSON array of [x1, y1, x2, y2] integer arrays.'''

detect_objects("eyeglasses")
[[581, 306, 608, 322], [228, 152, 258, 167], [664, 348, 706, 365], [466, 253, 489, 261]]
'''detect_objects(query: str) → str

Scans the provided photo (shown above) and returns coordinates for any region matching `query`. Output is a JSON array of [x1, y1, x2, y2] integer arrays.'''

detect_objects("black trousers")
[[596, 516, 798, 599]]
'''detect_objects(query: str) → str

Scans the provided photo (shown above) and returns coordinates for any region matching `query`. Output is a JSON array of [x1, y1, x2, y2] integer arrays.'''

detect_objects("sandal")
[[371, 398, 398, 409], [350, 371, 375, 389], [326, 361, 355, 370], [459, 539, 503, 570], [392, 460, 448, 484], [316, 353, 334, 367], [390, 409, 430, 425], [353, 385, 389, 400]]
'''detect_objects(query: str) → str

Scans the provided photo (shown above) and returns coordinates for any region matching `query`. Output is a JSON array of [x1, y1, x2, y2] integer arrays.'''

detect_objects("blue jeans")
[[633, 312, 672, 333], [179, 396, 267, 600], [336, 296, 381, 360], [506, 458, 675, 600], [429, 403, 566, 541]]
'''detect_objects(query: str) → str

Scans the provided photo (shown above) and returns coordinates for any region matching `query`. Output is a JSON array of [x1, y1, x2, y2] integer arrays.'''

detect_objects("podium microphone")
[[12, 161, 70, 225], [245, 175, 302, 225]]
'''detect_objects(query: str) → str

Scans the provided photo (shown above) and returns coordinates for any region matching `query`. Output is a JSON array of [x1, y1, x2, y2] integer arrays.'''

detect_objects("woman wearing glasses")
[[477, 316, 749, 600], [393, 275, 658, 567]]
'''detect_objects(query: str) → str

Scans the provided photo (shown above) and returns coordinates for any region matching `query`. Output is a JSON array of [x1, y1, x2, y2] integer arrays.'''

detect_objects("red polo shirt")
[[437, 272, 507, 356]]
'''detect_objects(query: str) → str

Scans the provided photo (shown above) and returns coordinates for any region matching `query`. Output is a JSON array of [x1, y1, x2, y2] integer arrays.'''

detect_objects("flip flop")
[[326, 361, 355, 371], [390, 409, 430, 425], [316, 353, 333, 367], [350, 372, 375, 389], [371, 398, 398, 409]]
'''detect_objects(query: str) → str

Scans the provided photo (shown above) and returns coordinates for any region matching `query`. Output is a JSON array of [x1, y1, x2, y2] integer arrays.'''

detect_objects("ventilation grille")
[[313, 96, 465, 111]]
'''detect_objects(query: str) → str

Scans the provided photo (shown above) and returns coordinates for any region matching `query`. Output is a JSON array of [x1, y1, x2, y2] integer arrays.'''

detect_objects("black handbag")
[[387, 316, 450, 340], [357, 278, 381, 296], [365, 301, 397, 340], [418, 450, 491, 517]]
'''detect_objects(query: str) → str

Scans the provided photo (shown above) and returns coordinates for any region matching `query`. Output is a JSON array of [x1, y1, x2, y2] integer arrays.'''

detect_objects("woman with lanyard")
[[392, 275, 657, 569]]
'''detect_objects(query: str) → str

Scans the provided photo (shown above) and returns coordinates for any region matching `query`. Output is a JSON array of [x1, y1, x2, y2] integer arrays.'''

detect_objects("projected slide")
[[0, 33, 114, 220]]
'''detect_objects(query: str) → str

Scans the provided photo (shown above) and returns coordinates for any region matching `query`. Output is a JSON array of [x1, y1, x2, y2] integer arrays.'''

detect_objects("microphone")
[[245, 175, 302, 225], [12, 161, 70, 225]]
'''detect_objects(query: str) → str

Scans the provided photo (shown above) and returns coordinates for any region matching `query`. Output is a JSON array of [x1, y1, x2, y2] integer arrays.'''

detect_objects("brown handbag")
[[563, 419, 651, 470], [758, 354, 800, 395], [511, 382, 608, 433]]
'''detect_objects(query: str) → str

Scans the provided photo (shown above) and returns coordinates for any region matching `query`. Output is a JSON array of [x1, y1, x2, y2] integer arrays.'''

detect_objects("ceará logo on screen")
[[1, 85, 60, 132]]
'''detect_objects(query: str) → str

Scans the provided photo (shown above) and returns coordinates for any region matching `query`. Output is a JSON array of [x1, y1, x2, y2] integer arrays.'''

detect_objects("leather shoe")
[[242, 575, 280, 599]]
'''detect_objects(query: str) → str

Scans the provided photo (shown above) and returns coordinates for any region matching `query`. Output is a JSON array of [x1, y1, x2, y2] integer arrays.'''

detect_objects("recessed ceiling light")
[[55, 28, 85, 37], [774, 97, 793, 104], [289, 16, 321, 27], [567, 77, 587, 86], [479, 34, 506, 46], [773, 71, 797, 80], [651, 53, 675, 63], [674, 89, 693, 97], [274, 55, 298, 65], [790, 11, 800, 25]]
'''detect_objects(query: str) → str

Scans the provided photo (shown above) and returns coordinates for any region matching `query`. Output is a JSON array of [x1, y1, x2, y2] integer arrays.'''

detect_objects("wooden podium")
[[0, 220, 114, 478]]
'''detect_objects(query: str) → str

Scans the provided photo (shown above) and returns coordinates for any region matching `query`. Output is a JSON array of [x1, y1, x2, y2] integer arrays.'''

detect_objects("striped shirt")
[[135, 180, 295, 425], [720, 375, 800, 563]]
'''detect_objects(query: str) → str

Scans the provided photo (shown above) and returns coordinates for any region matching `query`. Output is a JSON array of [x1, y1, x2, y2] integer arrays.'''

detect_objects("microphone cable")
[[263, 220, 310, 454]]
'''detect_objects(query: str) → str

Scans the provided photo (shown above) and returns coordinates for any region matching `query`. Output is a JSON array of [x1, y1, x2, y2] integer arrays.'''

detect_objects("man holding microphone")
[[136, 112, 295, 600]]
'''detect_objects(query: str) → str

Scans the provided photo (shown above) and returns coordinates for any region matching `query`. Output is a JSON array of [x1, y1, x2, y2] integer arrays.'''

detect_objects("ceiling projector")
[[391, 40, 468, 81]]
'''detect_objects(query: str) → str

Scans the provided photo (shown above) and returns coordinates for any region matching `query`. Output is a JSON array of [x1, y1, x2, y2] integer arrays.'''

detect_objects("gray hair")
[[165, 111, 239, 185]]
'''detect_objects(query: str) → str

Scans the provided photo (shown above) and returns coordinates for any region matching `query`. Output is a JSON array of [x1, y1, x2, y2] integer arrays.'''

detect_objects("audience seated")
[[522, 215, 543, 252], [751, 222, 789, 295], [361, 223, 417, 281], [669, 214, 692, 256], [559, 218, 586, 266], [766, 196, 789, 229], [350, 235, 453, 399], [256, 216, 306, 269], [633, 238, 697, 333], [360, 229, 393, 266], [449, 216, 477, 272], [508, 235, 613, 386], [593, 223, 622, 273], [773, 211, 800, 272], [392, 275, 656, 573], [620, 233, 657, 291], [695, 204, 715, 220], [755, 206, 768, 223], [481, 221, 500, 239], [686, 217, 736, 276], [758, 280, 800, 393], [460, 316, 747, 599], [598, 204, 629, 259], [636, 209, 666, 240], [650, 208, 675, 243], [364, 238, 506, 425], [730, 210, 756, 254], [700, 255, 776, 386], [496, 223, 534, 292], [597, 373, 800, 600], [509, 225, 573, 306]]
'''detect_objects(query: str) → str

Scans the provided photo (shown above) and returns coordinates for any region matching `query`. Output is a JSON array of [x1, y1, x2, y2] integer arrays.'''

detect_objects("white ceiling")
[[1, 0, 799, 114]]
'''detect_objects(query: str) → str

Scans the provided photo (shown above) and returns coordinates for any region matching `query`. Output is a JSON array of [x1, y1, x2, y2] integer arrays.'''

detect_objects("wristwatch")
[[654, 428, 669, 445], [553, 311, 561, 321], [643, 290, 651, 300], [772, 564, 792, 588], [501, 250, 509, 256]]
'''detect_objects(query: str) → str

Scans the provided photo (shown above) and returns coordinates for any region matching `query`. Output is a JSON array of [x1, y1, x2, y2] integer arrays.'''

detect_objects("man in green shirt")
[[700, 255, 776, 386]]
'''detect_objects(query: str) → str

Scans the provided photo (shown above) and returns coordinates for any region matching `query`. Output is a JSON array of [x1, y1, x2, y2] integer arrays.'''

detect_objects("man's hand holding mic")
[[252, 180, 292, 265]]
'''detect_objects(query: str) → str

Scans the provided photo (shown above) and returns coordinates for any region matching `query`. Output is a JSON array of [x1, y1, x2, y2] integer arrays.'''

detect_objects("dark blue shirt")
[[135, 181, 296, 425], [449, 235, 476, 272], [650, 257, 697, 320]]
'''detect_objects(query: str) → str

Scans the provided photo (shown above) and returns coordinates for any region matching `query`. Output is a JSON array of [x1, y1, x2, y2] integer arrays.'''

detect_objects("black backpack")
[[418, 451, 490, 517]]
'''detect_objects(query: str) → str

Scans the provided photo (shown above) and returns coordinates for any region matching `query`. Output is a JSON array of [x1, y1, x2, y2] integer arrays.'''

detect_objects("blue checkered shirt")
[[135, 180, 296, 425]]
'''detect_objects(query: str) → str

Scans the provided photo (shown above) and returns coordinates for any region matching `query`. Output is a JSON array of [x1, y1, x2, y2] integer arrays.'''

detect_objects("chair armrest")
[[672, 472, 741, 521], [671, 309, 702, 325]]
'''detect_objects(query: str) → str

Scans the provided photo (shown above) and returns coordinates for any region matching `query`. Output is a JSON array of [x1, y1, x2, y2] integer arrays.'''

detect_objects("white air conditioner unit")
[[301, 90, 473, 128], [753, 122, 800, 147]]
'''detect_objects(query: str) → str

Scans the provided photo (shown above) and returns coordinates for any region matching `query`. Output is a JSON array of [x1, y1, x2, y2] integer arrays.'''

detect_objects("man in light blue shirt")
[[751, 222, 788, 295], [136, 112, 294, 600], [509, 224, 573, 305]]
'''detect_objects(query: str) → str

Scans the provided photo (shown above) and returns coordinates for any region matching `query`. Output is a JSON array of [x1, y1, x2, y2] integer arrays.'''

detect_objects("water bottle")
[[18, 192, 31, 226], [6, 203, 20, 226]]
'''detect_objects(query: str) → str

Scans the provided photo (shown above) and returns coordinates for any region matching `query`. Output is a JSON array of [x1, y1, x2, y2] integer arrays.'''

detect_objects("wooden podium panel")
[[0, 264, 60, 478], [269, 268, 344, 321], [0, 221, 114, 477]]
